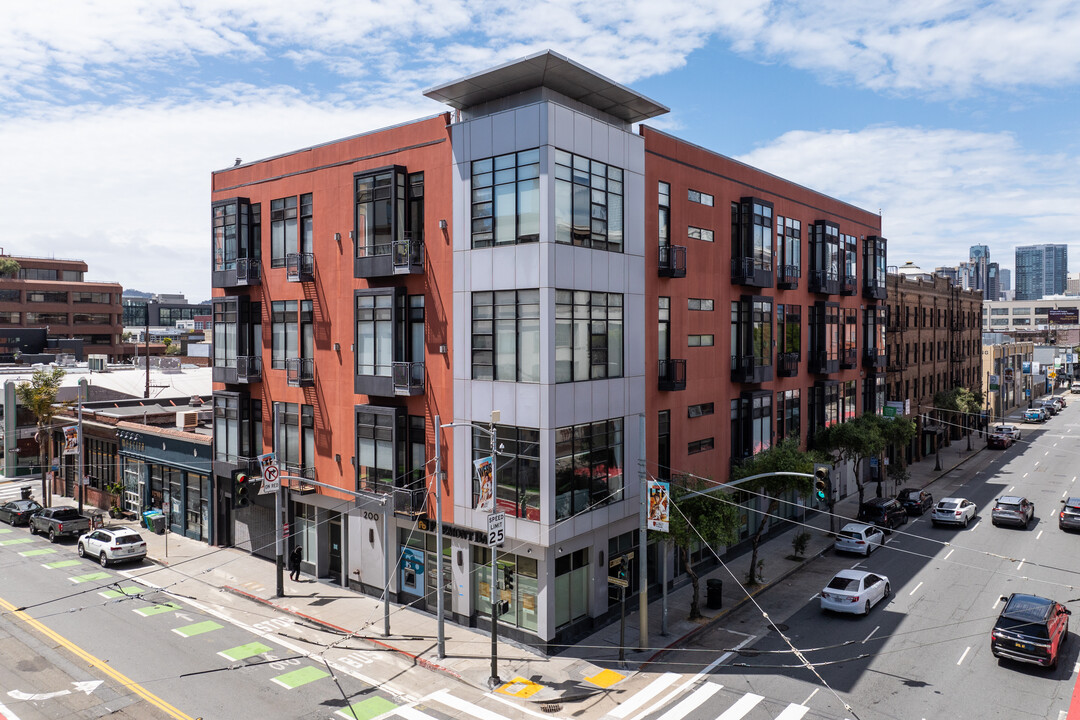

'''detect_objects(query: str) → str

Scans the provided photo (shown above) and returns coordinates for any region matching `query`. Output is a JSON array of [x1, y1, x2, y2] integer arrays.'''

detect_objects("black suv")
[[991, 593, 1070, 669], [896, 488, 934, 515], [857, 497, 908, 532]]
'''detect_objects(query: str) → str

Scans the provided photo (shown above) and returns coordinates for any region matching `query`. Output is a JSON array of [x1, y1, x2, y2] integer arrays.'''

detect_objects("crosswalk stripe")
[[716, 692, 764, 720], [774, 703, 810, 720], [655, 683, 722, 720], [609, 672, 681, 719], [426, 689, 509, 720], [394, 706, 438, 720]]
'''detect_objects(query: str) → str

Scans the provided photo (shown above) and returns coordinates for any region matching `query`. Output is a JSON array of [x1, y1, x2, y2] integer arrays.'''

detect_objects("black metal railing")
[[840, 276, 857, 295], [863, 348, 886, 369], [658, 358, 686, 391], [285, 357, 314, 387], [392, 235, 424, 274], [393, 484, 428, 517], [236, 257, 261, 285], [658, 245, 687, 278], [236, 355, 262, 383], [392, 361, 425, 395], [777, 264, 800, 289], [286, 252, 314, 282], [777, 351, 800, 377], [809, 270, 838, 295], [840, 348, 858, 368]]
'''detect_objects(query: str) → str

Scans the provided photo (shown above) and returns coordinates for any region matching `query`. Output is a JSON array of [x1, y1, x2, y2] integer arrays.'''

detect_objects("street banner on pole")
[[474, 456, 494, 511], [646, 480, 670, 532], [258, 452, 280, 494], [62, 427, 79, 456]]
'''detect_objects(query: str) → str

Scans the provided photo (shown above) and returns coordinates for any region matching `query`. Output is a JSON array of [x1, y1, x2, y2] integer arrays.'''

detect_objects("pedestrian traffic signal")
[[813, 465, 831, 502], [235, 472, 251, 508], [504, 567, 515, 592]]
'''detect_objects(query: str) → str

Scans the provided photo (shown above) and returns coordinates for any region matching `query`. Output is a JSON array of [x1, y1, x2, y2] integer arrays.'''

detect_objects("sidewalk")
[[2, 437, 985, 704]]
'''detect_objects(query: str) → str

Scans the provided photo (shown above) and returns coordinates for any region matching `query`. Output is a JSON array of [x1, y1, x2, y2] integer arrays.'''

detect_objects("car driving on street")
[[1060, 498, 1080, 532], [897, 488, 934, 515], [992, 496, 1035, 528], [857, 497, 908, 532], [930, 497, 977, 527], [834, 523, 885, 556], [987, 432, 1014, 449], [0, 499, 43, 526], [820, 569, 891, 616], [993, 424, 1022, 440], [77, 527, 147, 567], [991, 593, 1070, 669]]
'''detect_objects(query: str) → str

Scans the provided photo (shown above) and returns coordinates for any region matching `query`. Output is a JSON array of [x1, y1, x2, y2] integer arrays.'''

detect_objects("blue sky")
[[3, 1, 1080, 301]]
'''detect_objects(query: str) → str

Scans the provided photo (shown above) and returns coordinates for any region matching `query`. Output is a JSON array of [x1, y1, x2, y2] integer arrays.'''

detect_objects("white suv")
[[993, 424, 1021, 441], [834, 523, 885, 557], [77, 527, 147, 567]]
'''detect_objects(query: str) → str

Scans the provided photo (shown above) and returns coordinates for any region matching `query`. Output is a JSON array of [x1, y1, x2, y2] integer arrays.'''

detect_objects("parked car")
[[931, 497, 977, 527], [1041, 401, 1059, 416], [820, 569, 891, 616], [991, 593, 1070, 669], [987, 433, 1014, 449], [857, 497, 908, 532], [992, 496, 1035, 528], [1060, 498, 1080, 532], [0, 499, 43, 526], [29, 507, 91, 542], [1052, 395, 1067, 408], [993, 424, 1022, 440], [896, 488, 934, 515], [1070, 381, 1080, 394], [1024, 407, 1048, 423], [77, 527, 147, 567], [834, 523, 885, 557]]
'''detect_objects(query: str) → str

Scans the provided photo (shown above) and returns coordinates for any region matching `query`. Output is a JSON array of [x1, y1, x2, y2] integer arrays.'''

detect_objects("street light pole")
[[77, 380, 85, 516], [488, 409, 501, 689], [434, 416, 445, 660]]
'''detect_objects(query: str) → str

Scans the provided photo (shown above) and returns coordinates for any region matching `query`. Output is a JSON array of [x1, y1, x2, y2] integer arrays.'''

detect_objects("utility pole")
[[273, 410, 284, 598], [637, 413, 648, 651], [77, 379, 86, 516], [434, 416, 445, 659], [488, 409, 501, 689]]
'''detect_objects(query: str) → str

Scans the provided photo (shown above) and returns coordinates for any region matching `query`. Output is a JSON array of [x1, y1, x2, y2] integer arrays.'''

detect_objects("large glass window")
[[213, 394, 260, 462], [355, 171, 397, 257], [733, 198, 773, 271], [777, 389, 801, 440], [554, 548, 589, 628], [842, 233, 858, 287], [842, 307, 858, 364], [212, 199, 260, 273], [555, 291, 623, 382], [778, 304, 801, 355], [473, 425, 540, 520], [356, 410, 393, 494], [271, 300, 297, 370], [778, 216, 801, 276], [213, 299, 237, 369], [658, 181, 670, 249], [471, 290, 540, 382], [731, 296, 773, 377], [474, 548, 538, 631], [270, 196, 298, 268], [26, 291, 68, 303], [25, 312, 68, 325], [356, 294, 392, 377], [472, 150, 540, 247], [554, 418, 624, 520], [554, 150, 623, 251]]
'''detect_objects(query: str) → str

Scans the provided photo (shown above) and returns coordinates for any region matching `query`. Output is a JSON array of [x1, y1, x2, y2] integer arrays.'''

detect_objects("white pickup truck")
[[1071, 381, 1080, 394]]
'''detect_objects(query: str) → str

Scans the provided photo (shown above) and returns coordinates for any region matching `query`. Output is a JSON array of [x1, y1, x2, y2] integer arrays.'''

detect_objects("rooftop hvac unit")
[[176, 411, 199, 430], [88, 355, 107, 371]]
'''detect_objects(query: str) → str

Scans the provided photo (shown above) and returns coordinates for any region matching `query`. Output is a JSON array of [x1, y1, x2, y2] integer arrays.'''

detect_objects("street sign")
[[608, 576, 629, 588], [258, 452, 280, 494], [487, 512, 505, 547]]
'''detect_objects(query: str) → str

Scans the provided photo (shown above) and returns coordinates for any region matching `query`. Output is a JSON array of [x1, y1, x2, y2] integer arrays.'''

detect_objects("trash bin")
[[149, 514, 167, 535], [141, 510, 158, 529], [20, 486, 32, 500], [706, 578, 723, 609]]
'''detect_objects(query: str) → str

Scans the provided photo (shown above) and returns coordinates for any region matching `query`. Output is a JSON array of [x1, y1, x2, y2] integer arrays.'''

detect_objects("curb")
[[640, 544, 830, 668], [221, 585, 463, 680]]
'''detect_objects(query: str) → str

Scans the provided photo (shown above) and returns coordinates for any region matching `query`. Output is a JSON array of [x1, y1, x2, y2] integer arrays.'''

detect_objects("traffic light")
[[504, 567, 515, 592], [813, 465, 831, 503], [616, 556, 628, 582], [234, 472, 251, 508]]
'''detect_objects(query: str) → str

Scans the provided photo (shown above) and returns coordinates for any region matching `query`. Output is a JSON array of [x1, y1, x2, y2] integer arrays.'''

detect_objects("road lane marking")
[[0, 537, 33, 546], [1037, 530, 1044, 540], [69, 572, 110, 584], [0, 595, 195, 720], [957, 646, 971, 665], [972, 520, 981, 530], [19, 548, 57, 557], [993, 597, 1002, 610], [426, 689, 514, 720], [335, 696, 399, 719], [43, 559, 81, 569], [393, 707, 438, 720], [171, 620, 223, 637], [217, 642, 273, 661], [801, 688, 820, 705], [134, 602, 182, 617], [629, 639, 752, 720], [1017, 558, 1026, 571], [944, 549, 954, 560], [269, 665, 330, 690], [1066, 491, 1071, 498], [608, 672, 679, 718], [655, 682, 722, 720], [1011, 484, 1018, 490], [99, 586, 142, 598], [776, 704, 811, 720], [717, 693, 764, 720], [863, 626, 880, 643], [909, 582, 923, 596], [1047, 451, 1051, 456]]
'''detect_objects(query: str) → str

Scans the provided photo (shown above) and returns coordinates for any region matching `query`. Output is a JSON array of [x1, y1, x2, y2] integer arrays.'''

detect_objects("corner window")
[[472, 425, 539, 520], [356, 293, 393, 377], [555, 291, 623, 382], [271, 300, 298, 370], [555, 418, 623, 520], [473, 150, 540, 247], [212, 198, 260, 272], [270, 196, 299, 268], [555, 150, 623, 251], [471, 290, 540, 382]]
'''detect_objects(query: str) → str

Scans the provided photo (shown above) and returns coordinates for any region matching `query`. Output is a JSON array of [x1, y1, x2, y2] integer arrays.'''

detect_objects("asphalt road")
[[632, 404, 1080, 720]]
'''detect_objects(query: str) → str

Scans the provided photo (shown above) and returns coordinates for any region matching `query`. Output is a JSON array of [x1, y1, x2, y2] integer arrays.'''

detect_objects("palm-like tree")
[[14, 367, 65, 507]]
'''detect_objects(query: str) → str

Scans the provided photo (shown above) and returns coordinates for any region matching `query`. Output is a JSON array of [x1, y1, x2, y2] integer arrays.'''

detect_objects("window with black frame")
[[555, 290, 623, 382], [554, 150, 622, 251], [554, 418, 623, 520], [472, 150, 539, 247], [472, 424, 539, 520], [471, 290, 539, 382]]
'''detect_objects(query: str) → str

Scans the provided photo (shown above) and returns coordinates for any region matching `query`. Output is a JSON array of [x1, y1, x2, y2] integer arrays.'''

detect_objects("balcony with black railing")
[[236, 355, 262, 383], [658, 358, 686, 391], [777, 351, 800, 377], [731, 257, 773, 288], [864, 279, 886, 300], [392, 361, 425, 396], [355, 232, 424, 278], [809, 351, 839, 375], [286, 357, 314, 387], [731, 354, 773, 384], [840, 347, 858, 369], [236, 258, 261, 286], [658, 245, 686, 278], [840, 275, 857, 296], [286, 252, 314, 283], [393, 482, 428, 518], [809, 270, 839, 295], [777, 264, 800, 290], [863, 347, 886, 369]]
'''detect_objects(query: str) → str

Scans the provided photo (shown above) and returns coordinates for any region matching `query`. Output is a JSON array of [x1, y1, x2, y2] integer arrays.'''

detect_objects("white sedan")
[[820, 569, 891, 615], [77, 527, 147, 567]]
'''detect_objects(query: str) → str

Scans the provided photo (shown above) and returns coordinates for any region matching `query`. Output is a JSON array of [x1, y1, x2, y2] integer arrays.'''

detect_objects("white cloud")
[[735, 125, 1080, 271]]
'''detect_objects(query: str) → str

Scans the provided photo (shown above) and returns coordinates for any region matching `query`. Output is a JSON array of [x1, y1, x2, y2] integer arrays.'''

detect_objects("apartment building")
[[0, 255, 124, 359], [210, 51, 897, 648], [885, 268, 983, 462]]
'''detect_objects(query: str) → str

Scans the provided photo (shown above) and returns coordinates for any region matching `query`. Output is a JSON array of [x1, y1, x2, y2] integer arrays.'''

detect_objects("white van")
[[1071, 381, 1080, 394]]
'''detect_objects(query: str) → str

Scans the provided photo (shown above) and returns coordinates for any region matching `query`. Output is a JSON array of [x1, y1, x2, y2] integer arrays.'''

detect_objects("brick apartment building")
[[0, 254, 124, 359], [210, 51, 899, 648]]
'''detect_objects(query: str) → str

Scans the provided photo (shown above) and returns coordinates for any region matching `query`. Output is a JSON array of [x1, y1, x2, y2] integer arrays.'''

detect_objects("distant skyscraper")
[[968, 244, 990, 292], [987, 262, 1000, 302], [1015, 244, 1068, 300], [999, 268, 1011, 292], [935, 266, 959, 285]]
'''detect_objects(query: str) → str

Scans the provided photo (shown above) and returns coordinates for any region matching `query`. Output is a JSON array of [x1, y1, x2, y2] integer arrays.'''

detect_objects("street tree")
[[14, 367, 66, 506], [814, 415, 884, 508], [731, 438, 815, 586], [664, 474, 739, 620], [0, 258, 20, 277], [873, 414, 917, 490]]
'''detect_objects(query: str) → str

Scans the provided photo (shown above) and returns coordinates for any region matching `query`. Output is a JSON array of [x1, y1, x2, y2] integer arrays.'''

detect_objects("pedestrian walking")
[[289, 545, 303, 581]]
